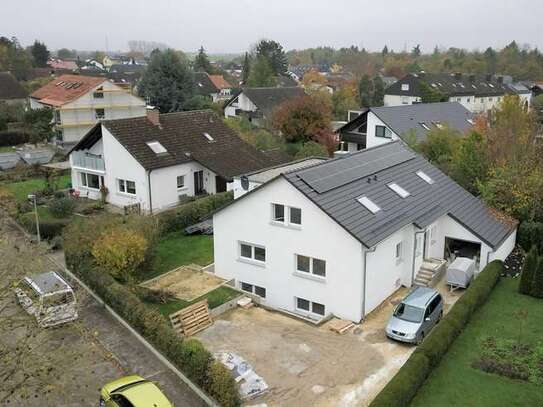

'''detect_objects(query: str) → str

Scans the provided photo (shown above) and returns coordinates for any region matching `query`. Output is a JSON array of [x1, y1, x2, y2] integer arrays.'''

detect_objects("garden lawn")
[[1, 174, 71, 203], [150, 286, 240, 317], [149, 232, 214, 280], [411, 278, 543, 407]]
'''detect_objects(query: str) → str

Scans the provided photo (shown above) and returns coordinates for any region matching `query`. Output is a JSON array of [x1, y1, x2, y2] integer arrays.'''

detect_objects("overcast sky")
[[3, 0, 542, 54]]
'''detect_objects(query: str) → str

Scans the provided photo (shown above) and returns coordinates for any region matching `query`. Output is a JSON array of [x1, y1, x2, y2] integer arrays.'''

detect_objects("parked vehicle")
[[100, 375, 173, 407], [15, 271, 78, 327], [385, 287, 443, 344], [447, 257, 476, 290]]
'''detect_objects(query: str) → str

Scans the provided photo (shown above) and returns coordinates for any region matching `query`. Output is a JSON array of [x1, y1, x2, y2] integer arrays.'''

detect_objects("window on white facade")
[[239, 242, 266, 263], [395, 241, 404, 264], [296, 297, 325, 316], [357, 196, 381, 213], [388, 183, 410, 198], [146, 141, 167, 154], [80, 172, 100, 190], [93, 87, 104, 98], [95, 108, 105, 119], [375, 125, 391, 138], [337, 141, 349, 152], [272, 203, 285, 222], [271, 204, 302, 226], [118, 178, 136, 195], [290, 207, 302, 225], [401, 83, 410, 91], [467, 98, 471, 103], [177, 175, 185, 189], [416, 170, 434, 184], [296, 254, 326, 277], [54, 110, 61, 124], [241, 282, 266, 298]]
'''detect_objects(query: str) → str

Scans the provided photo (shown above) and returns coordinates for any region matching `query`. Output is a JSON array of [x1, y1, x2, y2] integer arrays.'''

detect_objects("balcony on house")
[[71, 151, 105, 172]]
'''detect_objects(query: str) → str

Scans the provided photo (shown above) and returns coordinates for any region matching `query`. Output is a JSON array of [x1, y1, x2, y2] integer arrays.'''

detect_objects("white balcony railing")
[[72, 151, 105, 172]]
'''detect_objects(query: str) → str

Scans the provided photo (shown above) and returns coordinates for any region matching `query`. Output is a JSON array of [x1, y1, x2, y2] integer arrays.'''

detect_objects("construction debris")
[[169, 299, 212, 336], [237, 296, 253, 309], [328, 318, 355, 334], [215, 351, 269, 400]]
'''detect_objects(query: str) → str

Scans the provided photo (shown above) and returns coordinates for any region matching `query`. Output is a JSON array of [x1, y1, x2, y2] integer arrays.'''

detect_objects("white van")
[[15, 271, 78, 327]]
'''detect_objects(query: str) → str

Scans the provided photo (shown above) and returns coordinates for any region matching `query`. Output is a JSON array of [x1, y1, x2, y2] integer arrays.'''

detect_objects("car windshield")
[[394, 303, 424, 323]]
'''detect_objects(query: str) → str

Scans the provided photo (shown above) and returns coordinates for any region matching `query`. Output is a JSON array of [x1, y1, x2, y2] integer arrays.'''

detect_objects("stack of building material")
[[214, 351, 269, 399]]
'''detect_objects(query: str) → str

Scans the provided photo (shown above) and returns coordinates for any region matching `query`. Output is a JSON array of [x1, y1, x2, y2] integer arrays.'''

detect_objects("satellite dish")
[[241, 176, 249, 191]]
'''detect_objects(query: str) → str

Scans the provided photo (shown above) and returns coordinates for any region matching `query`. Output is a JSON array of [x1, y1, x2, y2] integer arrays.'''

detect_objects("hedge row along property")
[[370, 260, 503, 407], [63, 192, 239, 406]]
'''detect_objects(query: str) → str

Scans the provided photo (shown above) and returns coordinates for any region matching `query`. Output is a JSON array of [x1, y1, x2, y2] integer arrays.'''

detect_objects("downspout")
[[410, 230, 427, 285], [486, 249, 494, 269], [147, 169, 153, 214], [361, 246, 376, 321]]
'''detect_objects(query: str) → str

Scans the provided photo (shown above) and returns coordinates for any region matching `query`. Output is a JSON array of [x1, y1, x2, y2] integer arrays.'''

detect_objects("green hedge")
[[157, 191, 233, 235], [65, 258, 240, 407], [0, 130, 29, 146], [370, 260, 503, 407], [20, 213, 70, 240], [518, 222, 543, 252]]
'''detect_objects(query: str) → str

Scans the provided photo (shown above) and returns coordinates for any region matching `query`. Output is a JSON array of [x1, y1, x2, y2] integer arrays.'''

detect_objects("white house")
[[384, 73, 522, 113], [224, 87, 306, 127], [68, 109, 289, 213], [194, 72, 233, 103], [30, 74, 146, 145], [337, 102, 474, 152], [212, 141, 517, 323]]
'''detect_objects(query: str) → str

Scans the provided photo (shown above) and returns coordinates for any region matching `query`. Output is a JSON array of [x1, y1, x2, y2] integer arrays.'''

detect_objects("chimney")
[[147, 108, 160, 126], [469, 74, 475, 82], [485, 74, 492, 82], [497, 76, 503, 84], [454, 72, 462, 80]]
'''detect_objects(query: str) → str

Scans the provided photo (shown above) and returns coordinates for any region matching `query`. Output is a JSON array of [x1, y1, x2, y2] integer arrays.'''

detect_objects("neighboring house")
[[194, 72, 233, 102], [337, 102, 473, 152], [224, 87, 306, 127], [0, 72, 28, 105], [380, 75, 398, 87], [30, 74, 146, 145], [212, 141, 517, 322], [384, 73, 518, 113], [231, 157, 327, 199], [68, 109, 289, 213], [47, 58, 78, 71]]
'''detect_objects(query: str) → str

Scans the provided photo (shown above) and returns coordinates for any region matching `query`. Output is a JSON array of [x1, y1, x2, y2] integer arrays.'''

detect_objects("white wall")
[[489, 229, 517, 264], [232, 177, 262, 199], [213, 177, 365, 322], [384, 94, 421, 106], [224, 93, 258, 118], [365, 111, 400, 148]]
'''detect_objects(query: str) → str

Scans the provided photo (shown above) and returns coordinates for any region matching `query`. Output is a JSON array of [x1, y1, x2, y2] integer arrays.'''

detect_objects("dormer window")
[[401, 83, 410, 91], [416, 170, 434, 184], [146, 141, 167, 154], [388, 183, 410, 198], [357, 196, 380, 214]]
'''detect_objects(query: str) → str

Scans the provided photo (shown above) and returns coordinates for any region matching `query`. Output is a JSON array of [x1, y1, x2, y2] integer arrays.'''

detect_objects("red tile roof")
[[47, 59, 78, 71], [31, 74, 106, 107], [208, 75, 231, 90]]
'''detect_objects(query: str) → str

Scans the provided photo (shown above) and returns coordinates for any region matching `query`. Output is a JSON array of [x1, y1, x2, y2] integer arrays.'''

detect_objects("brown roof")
[[0, 72, 28, 100], [208, 75, 231, 90], [73, 110, 290, 179], [30, 74, 106, 107]]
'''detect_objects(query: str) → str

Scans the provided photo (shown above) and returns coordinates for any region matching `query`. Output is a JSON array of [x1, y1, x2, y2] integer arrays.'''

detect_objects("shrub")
[[91, 229, 148, 281], [206, 361, 241, 407], [157, 191, 233, 235], [518, 247, 538, 295], [20, 213, 69, 240], [518, 222, 543, 253], [134, 286, 175, 304], [294, 140, 327, 160], [0, 130, 29, 146], [48, 197, 76, 218], [531, 257, 543, 298], [370, 261, 503, 407]]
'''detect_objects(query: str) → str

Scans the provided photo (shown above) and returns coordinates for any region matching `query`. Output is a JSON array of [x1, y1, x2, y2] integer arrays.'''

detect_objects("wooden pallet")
[[169, 299, 213, 336]]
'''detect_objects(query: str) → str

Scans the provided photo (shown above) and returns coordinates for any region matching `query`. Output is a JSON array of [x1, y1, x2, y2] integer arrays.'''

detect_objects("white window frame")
[[95, 108, 105, 119], [238, 241, 266, 266], [240, 281, 266, 298], [395, 241, 404, 265], [401, 83, 410, 91], [388, 183, 410, 198], [80, 172, 101, 190], [117, 178, 136, 195], [375, 125, 391, 138], [295, 296, 326, 317], [177, 175, 186, 190], [357, 196, 380, 213], [271, 203, 302, 228], [295, 254, 326, 279], [146, 141, 167, 154]]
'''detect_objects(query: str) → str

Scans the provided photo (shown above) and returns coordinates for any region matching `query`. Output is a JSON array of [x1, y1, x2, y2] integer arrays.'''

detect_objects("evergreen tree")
[[138, 49, 195, 113], [246, 56, 276, 87], [532, 257, 543, 298], [381, 45, 389, 57], [371, 75, 385, 106], [519, 247, 538, 295], [358, 74, 373, 107], [193, 46, 213, 73], [242, 52, 250, 82], [255, 39, 287, 75], [31, 40, 50, 67]]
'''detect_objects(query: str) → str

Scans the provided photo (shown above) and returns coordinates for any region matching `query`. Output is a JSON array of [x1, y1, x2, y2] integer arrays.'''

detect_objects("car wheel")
[[417, 332, 425, 345]]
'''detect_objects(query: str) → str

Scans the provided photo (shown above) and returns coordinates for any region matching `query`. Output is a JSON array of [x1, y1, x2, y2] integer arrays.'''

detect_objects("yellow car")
[[100, 375, 173, 407]]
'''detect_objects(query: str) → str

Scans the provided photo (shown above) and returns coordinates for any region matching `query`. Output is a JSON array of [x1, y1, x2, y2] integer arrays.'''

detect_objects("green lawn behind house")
[[411, 278, 543, 407], [150, 286, 240, 317], [148, 232, 214, 280], [1, 174, 71, 203]]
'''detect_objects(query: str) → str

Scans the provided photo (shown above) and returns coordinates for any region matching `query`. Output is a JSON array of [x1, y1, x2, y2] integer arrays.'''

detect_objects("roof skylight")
[[146, 141, 167, 154], [357, 196, 381, 214], [388, 183, 410, 198], [419, 122, 431, 131], [416, 170, 434, 184], [203, 132, 215, 142]]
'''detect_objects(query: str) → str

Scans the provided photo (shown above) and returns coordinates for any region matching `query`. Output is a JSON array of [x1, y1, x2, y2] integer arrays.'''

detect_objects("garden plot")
[[141, 265, 226, 301]]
